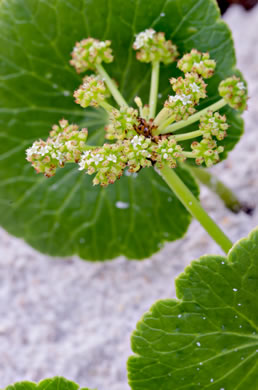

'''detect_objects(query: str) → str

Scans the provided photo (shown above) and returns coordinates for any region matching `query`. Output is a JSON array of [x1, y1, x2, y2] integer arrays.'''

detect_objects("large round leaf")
[[128, 228, 258, 390], [4, 377, 93, 390], [0, 0, 244, 260]]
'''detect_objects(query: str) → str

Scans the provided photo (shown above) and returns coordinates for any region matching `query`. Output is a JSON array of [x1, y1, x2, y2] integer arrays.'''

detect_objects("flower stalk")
[[149, 61, 160, 119], [96, 63, 128, 107], [158, 165, 233, 254]]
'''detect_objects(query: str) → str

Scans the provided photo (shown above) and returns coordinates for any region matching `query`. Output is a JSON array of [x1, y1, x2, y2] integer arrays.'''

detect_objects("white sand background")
[[0, 5, 258, 390]]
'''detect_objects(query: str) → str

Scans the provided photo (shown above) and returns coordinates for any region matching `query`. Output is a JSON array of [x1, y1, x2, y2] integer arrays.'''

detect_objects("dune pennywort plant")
[[26, 29, 247, 254]]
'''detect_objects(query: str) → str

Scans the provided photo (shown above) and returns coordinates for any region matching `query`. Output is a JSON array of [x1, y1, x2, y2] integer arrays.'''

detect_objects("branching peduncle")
[[154, 98, 227, 135], [171, 129, 202, 142], [96, 64, 128, 108], [149, 61, 160, 119], [158, 165, 233, 254]]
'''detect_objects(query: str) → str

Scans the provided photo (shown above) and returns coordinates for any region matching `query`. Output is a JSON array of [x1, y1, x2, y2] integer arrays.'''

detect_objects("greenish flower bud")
[[133, 29, 178, 64], [191, 139, 224, 167], [123, 135, 152, 172], [70, 38, 113, 73], [219, 76, 247, 110], [74, 75, 110, 108], [105, 107, 139, 140], [170, 72, 207, 105], [199, 110, 229, 140], [26, 119, 88, 177], [151, 138, 185, 169], [78, 143, 128, 186], [178, 49, 216, 79]]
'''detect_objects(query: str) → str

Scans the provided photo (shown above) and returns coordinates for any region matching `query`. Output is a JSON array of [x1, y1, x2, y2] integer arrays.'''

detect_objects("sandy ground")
[[0, 5, 258, 390]]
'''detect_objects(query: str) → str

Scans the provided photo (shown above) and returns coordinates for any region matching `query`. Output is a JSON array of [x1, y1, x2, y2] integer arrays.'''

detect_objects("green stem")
[[155, 98, 227, 135], [99, 100, 115, 113], [188, 166, 246, 214], [153, 107, 172, 127], [149, 61, 160, 119], [172, 130, 202, 142], [96, 64, 128, 108], [159, 165, 233, 253]]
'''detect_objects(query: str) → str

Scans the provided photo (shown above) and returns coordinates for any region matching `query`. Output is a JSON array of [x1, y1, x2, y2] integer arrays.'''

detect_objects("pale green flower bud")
[[151, 138, 185, 169], [178, 49, 216, 79], [199, 110, 229, 140], [74, 75, 110, 108], [191, 139, 224, 167], [219, 76, 248, 110], [105, 107, 138, 140], [26, 119, 88, 177], [133, 29, 178, 64], [78, 143, 128, 186], [123, 135, 152, 172], [170, 72, 207, 105], [70, 38, 113, 73]]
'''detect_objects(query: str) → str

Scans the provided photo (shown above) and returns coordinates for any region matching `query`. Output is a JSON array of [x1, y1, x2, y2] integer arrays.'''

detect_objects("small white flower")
[[169, 94, 193, 106], [237, 82, 246, 90], [134, 29, 156, 49], [190, 82, 200, 93], [131, 135, 143, 148], [107, 154, 117, 163]]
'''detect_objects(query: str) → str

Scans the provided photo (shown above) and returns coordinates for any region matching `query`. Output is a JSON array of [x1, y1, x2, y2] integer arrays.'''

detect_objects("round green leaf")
[[0, 0, 244, 260], [128, 228, 258, 390], [4, 377, 93, 390]]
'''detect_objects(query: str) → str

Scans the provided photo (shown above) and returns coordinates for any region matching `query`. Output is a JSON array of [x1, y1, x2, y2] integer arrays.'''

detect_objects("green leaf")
[[4, 377, 95, 390], [128, 228, 258, 390], [0, 0, 244, 260]]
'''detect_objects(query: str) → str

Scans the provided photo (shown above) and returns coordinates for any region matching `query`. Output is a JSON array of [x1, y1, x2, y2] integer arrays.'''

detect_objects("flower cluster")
[[26, 120, 88, 177], [70, 38, 113, 73], [170, 72, 207, 104], [164, 93, 196, 121], [26, 31, 248, 187], [191, 139, 224, 167], [151, 138, 185, 169], [74, 75, 110, 108], [133, 29, 178, 64], [219, 76, 247, 110], [178, 49, 216, 79], [124, 136, 153, 172], [79, 143, 128, 186], [105, 107, 139, 140], [199, 111, 229, 140]]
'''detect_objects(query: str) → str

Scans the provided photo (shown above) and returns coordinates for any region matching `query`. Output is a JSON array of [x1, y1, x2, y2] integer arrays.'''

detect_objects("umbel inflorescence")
[[26, 29, 248, 186]]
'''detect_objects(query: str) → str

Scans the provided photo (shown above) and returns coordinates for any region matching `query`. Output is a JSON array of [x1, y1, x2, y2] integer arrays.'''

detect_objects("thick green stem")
[[159, 165, 233, 254], [188, 166, 247, 214], [172, 130, 202, 142], [149, 61, 160, 119], [155, 98, 227, 135], [96, 64, 128, 108]]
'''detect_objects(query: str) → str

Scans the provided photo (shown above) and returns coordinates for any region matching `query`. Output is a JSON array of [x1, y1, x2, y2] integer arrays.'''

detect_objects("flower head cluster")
[[191, 139, 224, 167], [70, 38, 113, 73], [164, 93, 196, 121], [151, 138, 185, 169], [105, 107, 139, 140], [26, 33, 248, 187], [199, 111, 229, 140], [74, 75, 110, 108], [178, 49, 216, 79], [219, 76, 247, 110], [133, 29, 178, 64], [26, 120, 88, 177], [123, 135, 153, 172], [170, 72, 207, 104], [78, 143, 128, 186]]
